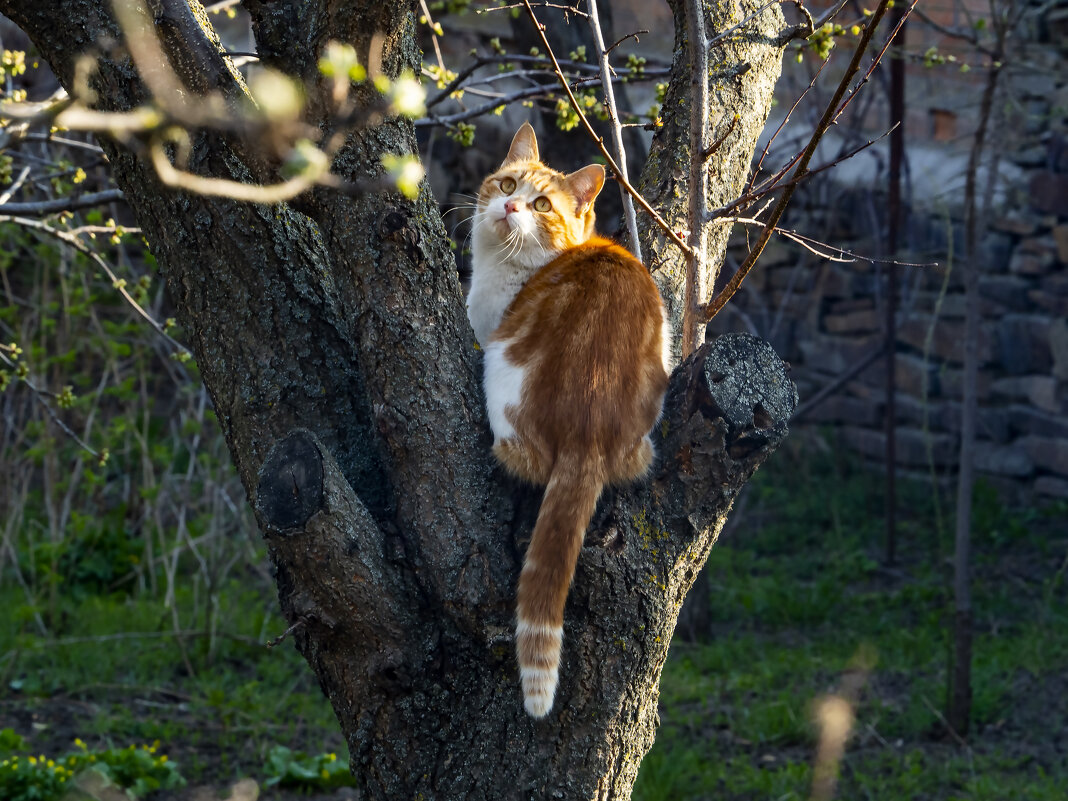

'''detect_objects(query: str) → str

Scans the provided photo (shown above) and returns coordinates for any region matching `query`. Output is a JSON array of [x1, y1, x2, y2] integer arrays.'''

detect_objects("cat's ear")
[[566, 164, 606, 212], [503, 122, 539, 165]]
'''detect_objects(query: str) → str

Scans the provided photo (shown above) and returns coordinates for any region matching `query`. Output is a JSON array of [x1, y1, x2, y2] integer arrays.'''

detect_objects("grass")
[[0, 215, 348, 791], [633, 439, 1068, 800], [0, 578, 345, 788]]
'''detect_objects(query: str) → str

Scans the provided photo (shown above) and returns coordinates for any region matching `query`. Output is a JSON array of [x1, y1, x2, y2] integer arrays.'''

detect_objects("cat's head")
[[474, 122, 605, 267]]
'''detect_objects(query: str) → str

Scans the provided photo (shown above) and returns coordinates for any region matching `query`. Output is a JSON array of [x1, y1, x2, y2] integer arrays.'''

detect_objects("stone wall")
[[707, 20, 1068, 501], [708, 194, 1067, 501]]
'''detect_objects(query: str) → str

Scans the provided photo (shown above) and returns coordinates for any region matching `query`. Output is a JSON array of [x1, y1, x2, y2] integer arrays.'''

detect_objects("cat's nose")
[[504, 199, 519, 215]]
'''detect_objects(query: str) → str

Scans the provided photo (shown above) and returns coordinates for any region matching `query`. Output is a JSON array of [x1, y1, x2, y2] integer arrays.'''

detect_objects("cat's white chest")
[[469, 262, 528, 444], [467, 268, 527, 348], [481, 339, 524, 442], [468, 209, 554, 442], [467, 217, 553, 346]]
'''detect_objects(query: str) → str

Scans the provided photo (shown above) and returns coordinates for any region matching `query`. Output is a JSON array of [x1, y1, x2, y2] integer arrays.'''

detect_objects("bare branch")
[[14, 133, 106, 154], [148, 137, 330, 203], [520, 0, 693, 259], [712, 122, 897, 223], [0, 89, 73, 151], [0, 189, 126, 216], [0, 167, 32, 205], [701, 0, 917, 323], [811, 0, 849, 28], [422, 54, 667, 116]]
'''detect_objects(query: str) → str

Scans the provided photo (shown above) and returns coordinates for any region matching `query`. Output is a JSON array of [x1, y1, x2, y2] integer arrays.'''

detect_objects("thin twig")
[[812, 0, 849, 28], [604, 30, 648, 57], [834, 4, 918, 122], [920, 694, 971, 748], [424, 58, 495, 112], [711, 208, 940, 268], [12, 132, 106, 154], [682, 0, 711, 355], [419, 0, 447, 74], [713, 122, 895, 223], [709, 0, 790, 49], [746, 58, 828, 198], [587, 0, 641, 259], [0, 167, 31, 205], [480, 1, 589, 17], [19, 629, 257, 648], [911, 6, 988, 54], [0, 214, 192, 358], [418, 70, 665, 128], [0, 352, 100, 458], [267, 617, 309, 648], [423, 59, 664, 112], [703, 114, 738, 160]]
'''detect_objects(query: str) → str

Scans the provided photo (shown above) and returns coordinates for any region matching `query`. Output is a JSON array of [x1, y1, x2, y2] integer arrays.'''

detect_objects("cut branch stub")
[[654, 333, 796, 522], [701, 332, 796, 447], [254, 429, 409, 643], [256, 430, 326, 532]]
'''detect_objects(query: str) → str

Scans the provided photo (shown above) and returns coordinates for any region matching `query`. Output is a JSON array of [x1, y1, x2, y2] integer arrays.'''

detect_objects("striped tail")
[[516, 456, 603, 718]]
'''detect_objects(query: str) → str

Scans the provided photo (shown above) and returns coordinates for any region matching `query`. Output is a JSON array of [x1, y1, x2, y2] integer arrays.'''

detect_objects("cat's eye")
[[500, 177, 517, 194], [533, 196, 552, 213]]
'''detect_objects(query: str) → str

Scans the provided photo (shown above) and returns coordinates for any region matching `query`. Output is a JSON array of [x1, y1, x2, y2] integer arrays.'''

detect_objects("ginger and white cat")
[[468, 123, 671, 718]]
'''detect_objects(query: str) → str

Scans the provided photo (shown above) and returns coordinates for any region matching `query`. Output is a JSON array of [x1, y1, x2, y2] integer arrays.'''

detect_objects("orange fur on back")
[[468, 123, 670, 718]]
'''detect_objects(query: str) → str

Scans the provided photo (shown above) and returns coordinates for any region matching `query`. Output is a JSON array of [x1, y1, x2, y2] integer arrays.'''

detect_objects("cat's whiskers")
[[494, 229, 517, 260], [463, 208, 495, 257], [501, 226, 527, 263], [442, 202, 479, 221]]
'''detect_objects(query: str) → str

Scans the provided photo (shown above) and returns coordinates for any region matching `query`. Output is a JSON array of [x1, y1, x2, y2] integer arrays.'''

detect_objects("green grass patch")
[[635, 448, 1068, 800], [0, 579, 344, 787]]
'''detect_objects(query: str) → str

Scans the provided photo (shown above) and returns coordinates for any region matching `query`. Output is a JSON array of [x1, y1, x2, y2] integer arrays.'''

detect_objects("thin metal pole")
[[884, 8, 906, 565]]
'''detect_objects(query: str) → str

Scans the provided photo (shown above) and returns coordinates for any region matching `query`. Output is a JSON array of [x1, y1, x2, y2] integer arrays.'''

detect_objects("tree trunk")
[[1, 0, 792, 796]]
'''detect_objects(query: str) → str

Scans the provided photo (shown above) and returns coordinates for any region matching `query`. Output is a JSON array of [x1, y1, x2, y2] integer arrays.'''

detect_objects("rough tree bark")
[[1, 0, 794, 797]]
